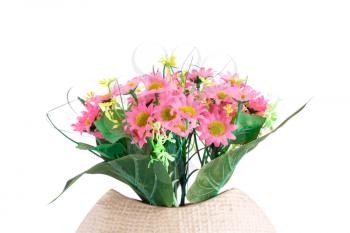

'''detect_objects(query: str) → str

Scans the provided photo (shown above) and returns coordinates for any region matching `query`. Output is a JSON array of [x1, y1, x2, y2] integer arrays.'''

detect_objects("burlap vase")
[[76, 189, 276, 233]]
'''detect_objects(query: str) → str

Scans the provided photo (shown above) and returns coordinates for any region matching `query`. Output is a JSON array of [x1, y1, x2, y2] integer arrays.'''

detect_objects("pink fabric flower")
[[154, 97, 180, 130], [188, 67, 214, 81], [72, 101, 103, 138], [158, 93, 205, 137], [220, 72, 245, 87], [232, 85, 259, 102], [125, 103, 154, 147], [138, 72, 176, 97], [246, 96, 268, 115], [202, 84, 235, 104], [169, 119, 196, 137], [172, 93, 206, 121], [88, 94, 111, 104], [197, 110, 236, 147], [112, 76, 143, 96]]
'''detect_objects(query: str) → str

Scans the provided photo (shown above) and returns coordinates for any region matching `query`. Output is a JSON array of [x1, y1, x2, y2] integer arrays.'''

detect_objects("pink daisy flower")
[[125, 104, 154, 147], [202, 84, 235, 104], [198, 110, 236, 147], [169, 119, 196, 137], [138, 72, 176, 97], [88, 94, 111, 104], [72, 101, 103, 138], [188, 67, 214, 81], [154, 98, 180, 130], [128, 91, 155, 107], [246, 96, 268, 115], [172, 93, 206, 121], [220, 72, 245, 87], [129, 128, 152, 148], [220, 101, 239, 118], [232, 85, 259, 102], [112, 76, 143, 96], [150, 93, 204, 137]]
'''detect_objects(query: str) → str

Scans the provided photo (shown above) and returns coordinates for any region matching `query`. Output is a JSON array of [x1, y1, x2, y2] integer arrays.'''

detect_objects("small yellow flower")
[[86, 91, 95, 98], [160, 55, 176, 67], [98, 77, 117, 93], [180, 71, 188, 87]]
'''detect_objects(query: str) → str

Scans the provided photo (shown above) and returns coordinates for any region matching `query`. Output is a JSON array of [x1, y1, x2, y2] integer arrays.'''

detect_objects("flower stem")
[[192, 130, 202, 165]]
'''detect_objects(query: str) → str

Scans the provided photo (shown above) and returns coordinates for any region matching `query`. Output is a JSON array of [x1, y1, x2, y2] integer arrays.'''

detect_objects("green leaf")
[[187, 102, 309, 203], [76, 142, 126, 160], [76, 142, 95, 150], [51, 154, 175, 207], [233, 112, 266, 144], [129, 89, 138, 105], [78, 96, 85, 105], [94, 143, 126, 159], [94, 114, 128, 143]]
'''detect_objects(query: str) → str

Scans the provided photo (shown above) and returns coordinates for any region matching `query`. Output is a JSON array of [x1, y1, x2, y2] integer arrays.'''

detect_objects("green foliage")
[[51, 154, 175, 207], [94, 143, 126, 159], [187, 102, 308, 203], [77, 96, 85, 105], [94, 114, 128, 143], [264, 100, 279, 130], [77, 142, 126, 160], [129, 89, 138, 105], [98, 78, 117, 93], [233, 112, 266, 144], [148, 125, 176, 171], [76, 142, 95, 150]]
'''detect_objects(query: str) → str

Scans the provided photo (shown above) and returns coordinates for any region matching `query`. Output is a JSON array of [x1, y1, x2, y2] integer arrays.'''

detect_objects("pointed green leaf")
[[94, 143, 126, 159], [51, 154, 175, 207], [233, 112, 266, 144], [187, 102, 309, 203], [76, 142, 126, 160], [76, 142, 95, 150], [78, 96, 85, 105], [94, 114, 128, 143]]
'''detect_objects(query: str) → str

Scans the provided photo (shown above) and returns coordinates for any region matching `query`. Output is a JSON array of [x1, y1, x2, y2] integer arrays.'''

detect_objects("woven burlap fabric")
[[76, 189, 276, 233]]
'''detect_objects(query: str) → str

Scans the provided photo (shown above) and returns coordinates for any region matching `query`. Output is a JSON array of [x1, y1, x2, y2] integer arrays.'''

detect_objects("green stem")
[[201, 146, 210, 166], [186, 148, 205, 164], [46, 113, 102, 159], [180, 137, 187, 206], [180, 132, 193, 206], [192, 130, 202, 165], [186, 169, 199, 183]]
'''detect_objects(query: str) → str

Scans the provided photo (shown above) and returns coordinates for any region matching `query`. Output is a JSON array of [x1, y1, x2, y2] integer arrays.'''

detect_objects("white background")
[[1, 0, 350, 232]]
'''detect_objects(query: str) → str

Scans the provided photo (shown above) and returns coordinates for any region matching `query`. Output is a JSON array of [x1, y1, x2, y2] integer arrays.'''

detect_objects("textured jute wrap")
[[76, 189, 276, 233]]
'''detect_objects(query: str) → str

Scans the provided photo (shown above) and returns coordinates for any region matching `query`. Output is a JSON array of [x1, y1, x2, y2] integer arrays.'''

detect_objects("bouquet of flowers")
[[49, 55, 307, 207]]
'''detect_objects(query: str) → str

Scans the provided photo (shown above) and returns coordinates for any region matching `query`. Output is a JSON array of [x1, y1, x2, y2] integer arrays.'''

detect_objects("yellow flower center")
[[102, 94, 110, 99], [229, 79, 237, 85], [175, 124, 187, 132], [160, 106, 177, 121], [85, 119, 91, 126], [135, 112, 150, 127], [223, 104, 234, 115], [216, 91, 228, 99], [241, 93, 247, 100], [127, 81, 137, 87], [208, 121, 226, 136], [179, 105, 196, 117], [148, 82, 164, 90], [229, 77, 243, 86]]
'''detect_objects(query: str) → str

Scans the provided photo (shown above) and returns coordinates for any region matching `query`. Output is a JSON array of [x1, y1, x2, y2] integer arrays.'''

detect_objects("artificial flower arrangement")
[[49, 56, 307, 207]]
